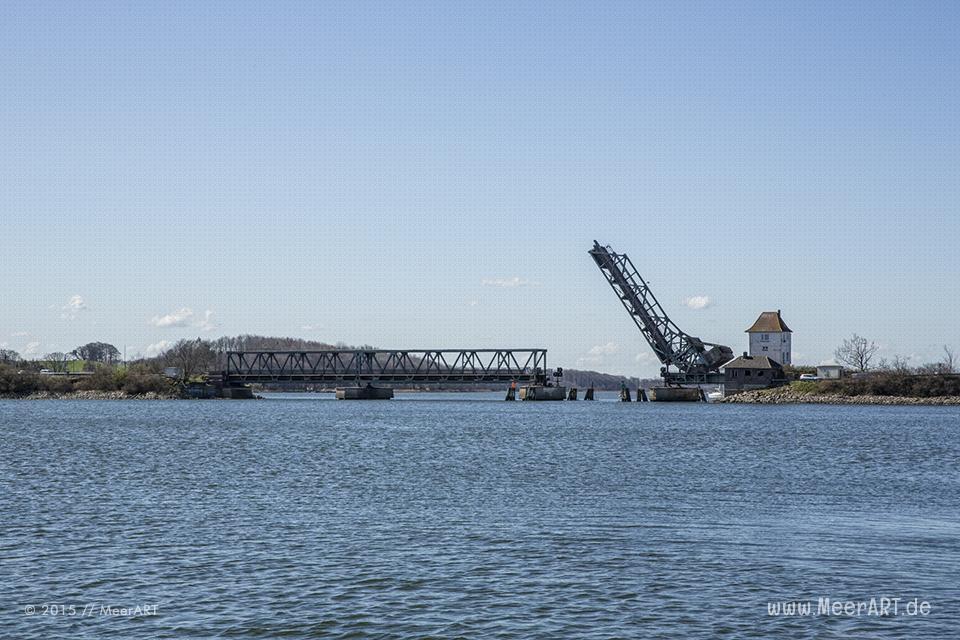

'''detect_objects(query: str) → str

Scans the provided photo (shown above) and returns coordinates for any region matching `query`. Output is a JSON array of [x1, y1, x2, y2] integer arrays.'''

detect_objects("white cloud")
[[481, 276, 536, 288], [23, 341, 41, 355], [683, 295, 713, 310], [588, 342, 620, 356], [144, 340, 173, 357], [301, 324, 323, 331], [10, 331, 28, 337], [466, 299, 479, 307], [150, 308, 195, 328], [196, 310, 217, 332], [150, 307, 218, 331], [635, 352, 658, 364], [61, 294, 89, 319]]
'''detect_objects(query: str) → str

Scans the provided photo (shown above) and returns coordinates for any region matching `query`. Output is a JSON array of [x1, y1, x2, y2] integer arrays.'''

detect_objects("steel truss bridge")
[[221, 349, 548, 385]]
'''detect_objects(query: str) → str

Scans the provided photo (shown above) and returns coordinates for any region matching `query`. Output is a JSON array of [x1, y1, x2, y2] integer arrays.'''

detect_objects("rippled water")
[[2, 396, 958, 638]]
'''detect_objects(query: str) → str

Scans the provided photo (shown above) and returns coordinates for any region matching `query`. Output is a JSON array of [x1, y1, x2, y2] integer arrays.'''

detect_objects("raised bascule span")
[[589, 241, 733, 387], [221, 348, 548, 385]]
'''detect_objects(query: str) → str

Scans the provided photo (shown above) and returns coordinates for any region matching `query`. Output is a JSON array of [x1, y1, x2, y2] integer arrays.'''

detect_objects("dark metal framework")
[[589, 241, 733, 385], [223, 349, 547, 384]]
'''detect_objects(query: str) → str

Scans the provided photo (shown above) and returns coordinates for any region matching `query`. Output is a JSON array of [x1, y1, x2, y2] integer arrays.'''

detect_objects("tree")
[[0, 349, 19, 363], [834, 334, 879, 372], [890, 354, 913, 375], [165, 338, 215, 382], [944, 345, 956, 374], [72, 342, 121, 365], [44, 352, 71, 373]]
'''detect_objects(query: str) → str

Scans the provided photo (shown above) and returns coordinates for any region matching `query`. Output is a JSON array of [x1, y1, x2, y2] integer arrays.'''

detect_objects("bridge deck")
[[222, 349, 547, 384]]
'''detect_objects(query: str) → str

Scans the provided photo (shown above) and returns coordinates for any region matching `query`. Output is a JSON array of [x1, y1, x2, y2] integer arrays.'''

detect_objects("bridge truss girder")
[[223, 349, 548, 384]]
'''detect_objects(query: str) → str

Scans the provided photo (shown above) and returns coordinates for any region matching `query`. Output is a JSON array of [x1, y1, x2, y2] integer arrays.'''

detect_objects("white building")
[[817, 363, 843, 379], [746, 310, 792, 366]]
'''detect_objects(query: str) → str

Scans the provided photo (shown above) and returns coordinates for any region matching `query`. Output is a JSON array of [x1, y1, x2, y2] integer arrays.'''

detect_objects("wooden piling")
[[567, 387, 577, 400], [584, 387, 595, 400]]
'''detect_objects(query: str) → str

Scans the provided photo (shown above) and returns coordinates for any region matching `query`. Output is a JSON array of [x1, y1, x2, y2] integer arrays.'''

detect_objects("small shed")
[[817, 364, 843, 379], [721, 354, 787, 395]]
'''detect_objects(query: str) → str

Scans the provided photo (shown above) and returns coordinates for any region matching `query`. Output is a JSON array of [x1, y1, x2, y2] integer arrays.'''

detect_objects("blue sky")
[[2, 2, 958, 376]]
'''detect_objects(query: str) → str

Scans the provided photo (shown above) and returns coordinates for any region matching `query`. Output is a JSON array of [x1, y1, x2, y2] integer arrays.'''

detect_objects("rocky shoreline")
[[0, 390, 183, 400], [720, 387, 960, 405]]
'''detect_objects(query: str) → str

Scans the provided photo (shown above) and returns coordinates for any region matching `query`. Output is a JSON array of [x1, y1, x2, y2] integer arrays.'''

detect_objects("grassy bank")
[[722, 374, 960, 405]]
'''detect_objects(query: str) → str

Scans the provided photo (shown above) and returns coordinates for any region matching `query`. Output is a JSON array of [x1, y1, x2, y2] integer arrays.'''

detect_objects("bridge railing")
[[223, 349, 547, 383]]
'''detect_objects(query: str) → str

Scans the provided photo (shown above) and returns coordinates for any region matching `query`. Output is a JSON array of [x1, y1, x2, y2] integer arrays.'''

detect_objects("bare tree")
[[44, 352, 71, 373], [890, 354, 913, 375], [165, 338, 214, 382], [0, 349, 20, 363], [944, 345, 956, 374], [834, 334, 879, 372]]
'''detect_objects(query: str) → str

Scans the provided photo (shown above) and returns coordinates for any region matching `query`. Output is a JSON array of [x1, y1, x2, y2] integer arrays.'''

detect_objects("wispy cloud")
[[10, 331, 29, 338], [301, 324, 323, 331], [150, 307, 217, 331], [589, 342, 620, 356], [144, 340, 173, 357], [61, 295, 89, 319], [150, 308, 195, 328], [481, 276, 537, 288], [23, 341, 41, 355], [196, 310, 217, 332], [635, 352, 658, 364], [683, 295, 713, 310]]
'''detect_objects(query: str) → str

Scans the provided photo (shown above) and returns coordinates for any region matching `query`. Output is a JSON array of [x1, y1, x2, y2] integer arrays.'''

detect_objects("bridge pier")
[[335, 386, 394, 400], [519, 385, 567, 401], [647, 387, 701, 402]]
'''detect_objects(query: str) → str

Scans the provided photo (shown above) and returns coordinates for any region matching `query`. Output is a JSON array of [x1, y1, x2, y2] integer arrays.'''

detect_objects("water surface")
[[2, 397, 958, 638]]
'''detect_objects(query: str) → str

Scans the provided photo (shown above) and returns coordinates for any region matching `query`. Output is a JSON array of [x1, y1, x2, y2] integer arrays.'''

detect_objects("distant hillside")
[[558, 369, 646, 390]]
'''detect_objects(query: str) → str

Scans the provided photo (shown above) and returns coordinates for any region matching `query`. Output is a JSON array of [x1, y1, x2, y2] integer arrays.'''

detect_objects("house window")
[[762, 334, 769, 341], [731, 370, 738, 378], [745, 370, 752, 376], [762, 346, 768, 351]]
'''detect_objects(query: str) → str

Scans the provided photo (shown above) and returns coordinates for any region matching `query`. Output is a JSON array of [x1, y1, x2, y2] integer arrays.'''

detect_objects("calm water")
[[2, 395, 958, 638]]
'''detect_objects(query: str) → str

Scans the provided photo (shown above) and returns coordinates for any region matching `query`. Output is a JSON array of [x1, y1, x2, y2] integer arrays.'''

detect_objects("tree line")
[[834, 333, 955, 375]]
